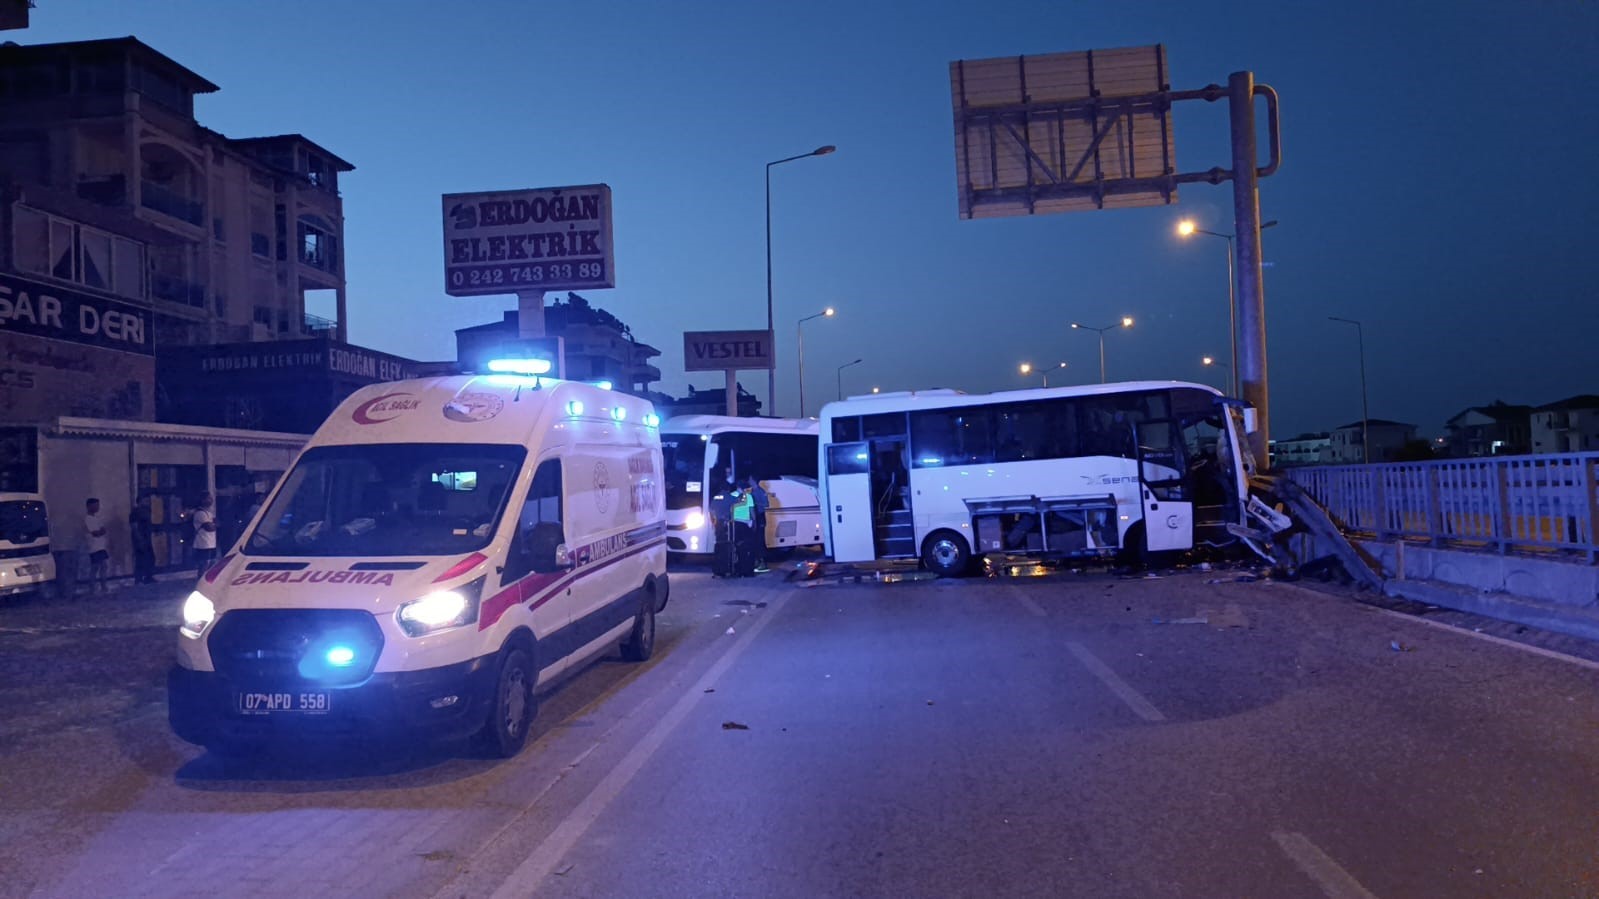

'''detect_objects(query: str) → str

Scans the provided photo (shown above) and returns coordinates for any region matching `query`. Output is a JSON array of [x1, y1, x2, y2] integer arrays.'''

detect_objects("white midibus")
[[817, 381, 1259, 575], [660, 415, 823, 556], [0, 493, 56, 597]]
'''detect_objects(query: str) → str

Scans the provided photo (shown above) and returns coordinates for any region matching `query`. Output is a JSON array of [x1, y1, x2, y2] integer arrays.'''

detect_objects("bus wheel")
[[921, 531, 971, 578], [1115, 523, 1148, 571], [478, 647, 536, 758], [621, 586, 656, 662]]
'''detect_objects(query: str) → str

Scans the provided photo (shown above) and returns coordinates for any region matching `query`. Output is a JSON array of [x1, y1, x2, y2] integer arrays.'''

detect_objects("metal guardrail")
[[1283, 453, 1599, 564]]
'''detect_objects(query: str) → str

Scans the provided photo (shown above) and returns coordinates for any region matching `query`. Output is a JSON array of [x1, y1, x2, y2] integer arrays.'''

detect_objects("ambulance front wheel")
[[620, 586, 656, 662], [921, 530, 971, 578], [478, 646, 536, 758]]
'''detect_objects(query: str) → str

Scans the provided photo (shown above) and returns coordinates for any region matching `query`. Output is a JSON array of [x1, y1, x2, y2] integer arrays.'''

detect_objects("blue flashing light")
[[566, 400, 585, 416], [920, 457, 944, 466], [592, 380, 614, 390], [643, 413, 660, 428], [611, 406, 627, 421], [486, 358, 553, 376], [326, 645, 356, 667]]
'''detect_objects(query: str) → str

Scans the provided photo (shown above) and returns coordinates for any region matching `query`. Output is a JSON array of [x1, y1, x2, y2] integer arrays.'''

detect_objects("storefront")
[[157, 337, 418, 434], [0, 419, 305, 582], [0, 271, 156, 422]]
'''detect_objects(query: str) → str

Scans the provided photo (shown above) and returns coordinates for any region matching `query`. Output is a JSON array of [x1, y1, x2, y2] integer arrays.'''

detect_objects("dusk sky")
[[21, 1, 1599, 437]]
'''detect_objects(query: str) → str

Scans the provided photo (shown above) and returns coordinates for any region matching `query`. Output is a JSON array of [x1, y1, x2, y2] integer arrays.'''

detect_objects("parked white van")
[[168, 372, 669, 757], [0, 493, 56, 598]]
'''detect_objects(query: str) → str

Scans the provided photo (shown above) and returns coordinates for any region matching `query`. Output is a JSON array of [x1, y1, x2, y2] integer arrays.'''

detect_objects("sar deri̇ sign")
[[442, 184, 615, 296]]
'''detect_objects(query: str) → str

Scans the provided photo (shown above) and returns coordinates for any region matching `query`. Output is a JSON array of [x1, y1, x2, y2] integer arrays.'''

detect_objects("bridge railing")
[[1282, 453, 1599, 564]]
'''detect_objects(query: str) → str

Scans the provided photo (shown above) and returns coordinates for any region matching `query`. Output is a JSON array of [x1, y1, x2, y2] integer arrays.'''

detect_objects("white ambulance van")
[[168, 372, 669, 757], [0, 493, 56, 598]]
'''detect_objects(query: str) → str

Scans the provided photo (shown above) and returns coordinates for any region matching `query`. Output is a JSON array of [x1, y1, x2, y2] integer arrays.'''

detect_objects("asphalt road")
[[2, 562, 1597, 898]]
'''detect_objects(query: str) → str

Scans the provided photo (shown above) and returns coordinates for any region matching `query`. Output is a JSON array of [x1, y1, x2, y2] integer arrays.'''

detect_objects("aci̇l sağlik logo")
[[351, 392, 421, 425]]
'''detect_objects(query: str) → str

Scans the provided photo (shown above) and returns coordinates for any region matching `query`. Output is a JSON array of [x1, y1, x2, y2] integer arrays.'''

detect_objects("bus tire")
[[1116, 523, 1148, 571], [477, 646, 536, 758], [921, 530, 971, 578], [620, 585, 656, 662]]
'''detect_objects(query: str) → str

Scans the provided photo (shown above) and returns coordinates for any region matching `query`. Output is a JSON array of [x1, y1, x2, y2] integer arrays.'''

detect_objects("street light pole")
[[1070, 317, 1133, 383], [1328, 316, 1370, 464], [1201, 355, 1231, 393], [766, 145, 836, 417], [1020, 361, 1066, 387], [837, 357, 863, 401], [796, 307, 834, 418], [1179, 220, 1275, 397]]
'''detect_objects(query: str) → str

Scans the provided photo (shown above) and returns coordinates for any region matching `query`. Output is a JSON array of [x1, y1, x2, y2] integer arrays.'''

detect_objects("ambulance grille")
[[208, 609, 384, 684]]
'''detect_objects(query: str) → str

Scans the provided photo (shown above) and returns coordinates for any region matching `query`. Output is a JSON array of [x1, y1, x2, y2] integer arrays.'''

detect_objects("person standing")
[[745, 474, 770, 573], [192, 492, 218, 578], [729, 484, 757, 577], [129, 498, 156, 584], [83, 497, 110, 594]]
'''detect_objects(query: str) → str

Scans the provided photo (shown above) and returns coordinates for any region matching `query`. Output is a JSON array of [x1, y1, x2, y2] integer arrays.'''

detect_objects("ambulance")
[[168, 367, 669, 757]]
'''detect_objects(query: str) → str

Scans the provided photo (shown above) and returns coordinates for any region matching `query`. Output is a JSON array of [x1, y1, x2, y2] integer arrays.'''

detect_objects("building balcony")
[[303, 312, 337, 335], [140, 180, 204, 226], [76, 174, 127, 206], [150, 273, 206, 308]]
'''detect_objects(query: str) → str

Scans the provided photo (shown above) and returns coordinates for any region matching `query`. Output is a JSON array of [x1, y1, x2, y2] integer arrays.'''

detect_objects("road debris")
[[1390, 640, 1414, 652], [703, 688, 715, 693], [726, 627, 736, 635], [721, 721, 750, 730], [555, 864, 575, 876]]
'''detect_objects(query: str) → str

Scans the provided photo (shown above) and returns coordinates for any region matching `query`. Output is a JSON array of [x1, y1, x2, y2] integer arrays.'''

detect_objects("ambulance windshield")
[[246, 443, 526, 557]]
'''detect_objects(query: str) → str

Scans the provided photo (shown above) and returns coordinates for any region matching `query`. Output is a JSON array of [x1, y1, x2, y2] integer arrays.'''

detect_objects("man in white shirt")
[[193, 493, 218, 577], [83, 497, 110, 594]]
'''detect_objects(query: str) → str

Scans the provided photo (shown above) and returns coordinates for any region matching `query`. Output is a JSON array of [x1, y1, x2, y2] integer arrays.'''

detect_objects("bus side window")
[[505, 459, 564, 581]]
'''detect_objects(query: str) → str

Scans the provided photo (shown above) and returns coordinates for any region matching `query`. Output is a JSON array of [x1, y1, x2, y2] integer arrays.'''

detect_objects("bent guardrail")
[[1282, 453, 1599, 564]]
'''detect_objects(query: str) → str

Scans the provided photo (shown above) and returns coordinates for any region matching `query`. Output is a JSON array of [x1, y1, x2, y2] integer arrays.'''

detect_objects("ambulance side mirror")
[[525, 521, 568, 574]]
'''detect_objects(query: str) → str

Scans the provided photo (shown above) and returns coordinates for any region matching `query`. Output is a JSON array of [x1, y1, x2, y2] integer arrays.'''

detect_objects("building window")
[[12, 206, 145, 300], [253, 306, 272, 327], [297, 217, 337, 272]]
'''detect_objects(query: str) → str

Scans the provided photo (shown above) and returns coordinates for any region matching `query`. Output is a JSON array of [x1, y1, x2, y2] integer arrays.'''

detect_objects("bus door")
[[1133, 419, 1194, 553], [825, 442, 876, 562]]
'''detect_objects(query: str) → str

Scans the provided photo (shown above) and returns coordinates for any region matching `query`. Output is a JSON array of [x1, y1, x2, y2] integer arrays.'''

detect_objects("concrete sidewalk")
[[0, 573, 194, 632]]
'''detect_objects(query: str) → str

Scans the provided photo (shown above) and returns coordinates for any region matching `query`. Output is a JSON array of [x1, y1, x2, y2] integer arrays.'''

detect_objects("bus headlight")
[[685, 510, 705, 530], [181, 591, 215, 637], [396, 577, 484, 637]]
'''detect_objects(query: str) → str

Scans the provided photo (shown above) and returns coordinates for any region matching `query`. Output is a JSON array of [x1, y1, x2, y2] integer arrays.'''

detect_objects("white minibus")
[[818, 381, 1259, 574], [660, 415, 822, 555]]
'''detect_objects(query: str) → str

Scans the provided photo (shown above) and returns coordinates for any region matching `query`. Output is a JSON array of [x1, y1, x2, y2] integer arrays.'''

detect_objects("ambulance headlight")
[[685, 510, 706, 530], [396, 577, 484, 637], [181, 591, 215, 637]]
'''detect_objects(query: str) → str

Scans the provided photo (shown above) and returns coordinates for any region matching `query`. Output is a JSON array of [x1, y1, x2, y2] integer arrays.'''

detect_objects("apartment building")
[[0, 37, 351, 422]]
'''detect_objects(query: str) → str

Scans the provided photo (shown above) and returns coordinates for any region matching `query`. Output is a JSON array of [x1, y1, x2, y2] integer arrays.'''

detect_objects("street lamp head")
[[1202, 356, 1215, 366], [824, 307, 836, 317], [813, 145, 837, 157], [1177, 219, 1196, 237], [1070, 322, 1082, 330], [1120, 316, 1134, 328], [871, 387, 880, 394], [1056, 361, 1068, 369], [1019, 362, 1032, 375]]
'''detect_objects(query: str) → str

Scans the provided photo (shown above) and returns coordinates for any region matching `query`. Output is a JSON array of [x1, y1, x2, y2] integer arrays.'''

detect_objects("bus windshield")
[[246, 443, 526, 557], [660, 433, 708, 511], [0, 500, 47, 545]]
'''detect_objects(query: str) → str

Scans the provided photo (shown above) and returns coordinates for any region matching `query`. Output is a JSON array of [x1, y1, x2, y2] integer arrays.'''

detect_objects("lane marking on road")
[[1010, 588, 1048, 618], [479, 588, 789, 899], [1066, 641, 1167, 723], [1372, 606, 1599, 672], [1271, 831, 1381, 899]]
